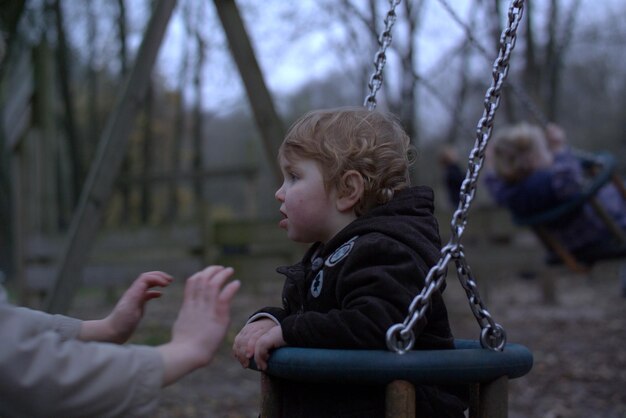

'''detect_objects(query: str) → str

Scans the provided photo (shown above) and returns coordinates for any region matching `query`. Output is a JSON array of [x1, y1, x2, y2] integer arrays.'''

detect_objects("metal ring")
[[480, 323, 507, 352], [386, 323, 415, 354]]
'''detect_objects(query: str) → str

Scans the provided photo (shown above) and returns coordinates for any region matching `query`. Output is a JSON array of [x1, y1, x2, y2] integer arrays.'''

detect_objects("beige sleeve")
[[0, 303, 164, 417]]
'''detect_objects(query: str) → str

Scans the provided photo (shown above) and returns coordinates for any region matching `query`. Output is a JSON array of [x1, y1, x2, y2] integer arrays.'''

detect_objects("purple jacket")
[[484, 149, 626, 252]]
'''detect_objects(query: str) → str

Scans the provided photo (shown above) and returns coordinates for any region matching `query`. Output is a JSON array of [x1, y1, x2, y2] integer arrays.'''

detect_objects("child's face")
[[275, 154, 341, 244]]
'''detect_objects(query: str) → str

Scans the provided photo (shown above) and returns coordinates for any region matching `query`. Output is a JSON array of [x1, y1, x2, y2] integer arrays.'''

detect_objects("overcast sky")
[[123, 0, 626, 115]]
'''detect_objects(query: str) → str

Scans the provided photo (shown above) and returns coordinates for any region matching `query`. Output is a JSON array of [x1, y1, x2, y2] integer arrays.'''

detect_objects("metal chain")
[[364, 0, 402, 111], [386, 0, 525, 354]]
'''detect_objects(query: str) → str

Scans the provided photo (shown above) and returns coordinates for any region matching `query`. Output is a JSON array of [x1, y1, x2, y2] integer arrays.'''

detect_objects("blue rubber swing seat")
[[253, 339, 533, 418], [259, 339, 532, 385]]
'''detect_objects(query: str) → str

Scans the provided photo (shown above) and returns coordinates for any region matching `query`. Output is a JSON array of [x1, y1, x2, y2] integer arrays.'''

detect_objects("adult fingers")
[[138, 271, 173, 287], [219, 279, 241, 303], [185, 266, 228, 300]]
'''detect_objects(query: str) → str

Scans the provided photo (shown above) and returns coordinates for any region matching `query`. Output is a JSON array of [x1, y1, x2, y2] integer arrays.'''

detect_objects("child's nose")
[[275, 185, 285, 201]]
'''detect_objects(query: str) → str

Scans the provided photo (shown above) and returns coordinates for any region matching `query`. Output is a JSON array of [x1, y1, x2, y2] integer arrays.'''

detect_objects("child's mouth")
[[278, 213, 288, 229]]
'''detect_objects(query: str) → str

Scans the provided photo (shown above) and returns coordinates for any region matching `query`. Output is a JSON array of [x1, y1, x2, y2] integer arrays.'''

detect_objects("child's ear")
[[336, 170, 364, 212]]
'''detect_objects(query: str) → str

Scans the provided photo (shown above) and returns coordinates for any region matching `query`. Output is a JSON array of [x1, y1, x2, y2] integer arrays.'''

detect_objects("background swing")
[[512, 150, 626, 299], [436, 0, 626, 298], [512, 149, 626, 270], [250, 1, 533, 417]]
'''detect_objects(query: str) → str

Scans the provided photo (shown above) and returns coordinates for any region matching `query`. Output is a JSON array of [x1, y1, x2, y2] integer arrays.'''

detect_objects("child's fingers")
[[254, 344, 269, 371], [232, 339, 252, 368], [235, 352, 250, 368]]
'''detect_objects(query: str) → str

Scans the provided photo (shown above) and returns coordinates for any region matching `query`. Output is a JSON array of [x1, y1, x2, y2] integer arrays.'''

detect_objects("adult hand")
[[80, 271, 173, 343], [158, 265, 240, 386]]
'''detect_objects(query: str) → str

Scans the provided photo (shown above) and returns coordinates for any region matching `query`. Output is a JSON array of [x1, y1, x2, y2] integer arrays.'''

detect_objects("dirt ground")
[[67, 233, 626, 418]]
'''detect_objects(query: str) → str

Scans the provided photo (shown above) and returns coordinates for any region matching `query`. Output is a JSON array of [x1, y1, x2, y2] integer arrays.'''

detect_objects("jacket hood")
[[323, 186, 442, 268]]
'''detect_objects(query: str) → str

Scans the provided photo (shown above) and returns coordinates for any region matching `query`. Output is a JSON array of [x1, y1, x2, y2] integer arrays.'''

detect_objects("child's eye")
[[288, 172, 299, 181]]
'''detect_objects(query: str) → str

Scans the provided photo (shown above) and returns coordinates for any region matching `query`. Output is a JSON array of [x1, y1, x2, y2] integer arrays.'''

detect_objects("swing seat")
[[251, 339, 533, 418], [513, 152, 626, 273]]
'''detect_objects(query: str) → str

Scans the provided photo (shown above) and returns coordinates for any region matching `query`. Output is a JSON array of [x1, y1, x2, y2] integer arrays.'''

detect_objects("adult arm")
[[0, 266, 239, 417], [78, 271, 173, 343], [0, 302, 163, 418]]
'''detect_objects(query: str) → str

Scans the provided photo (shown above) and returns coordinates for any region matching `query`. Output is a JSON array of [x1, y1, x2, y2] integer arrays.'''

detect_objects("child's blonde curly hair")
[[279, 106, 415, 216], [491, 122, 553, 182]]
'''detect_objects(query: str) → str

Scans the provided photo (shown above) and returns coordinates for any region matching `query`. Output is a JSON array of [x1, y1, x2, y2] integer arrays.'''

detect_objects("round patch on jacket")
[[325, 236, 358, 267], [311, 256, 324, 272], [310, 270, 324, 298]]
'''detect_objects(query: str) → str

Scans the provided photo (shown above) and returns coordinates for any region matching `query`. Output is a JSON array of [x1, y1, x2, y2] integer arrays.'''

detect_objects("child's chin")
[[289, 234, 315, 245]]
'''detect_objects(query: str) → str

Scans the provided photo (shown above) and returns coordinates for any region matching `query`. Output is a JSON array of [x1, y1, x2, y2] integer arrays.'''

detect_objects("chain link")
[[364, 0, 402, 111], [386, 0, 525, 353]]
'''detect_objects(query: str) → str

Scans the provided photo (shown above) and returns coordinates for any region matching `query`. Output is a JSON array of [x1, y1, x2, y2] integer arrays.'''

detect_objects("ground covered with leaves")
[[68, 240, 626, 418]]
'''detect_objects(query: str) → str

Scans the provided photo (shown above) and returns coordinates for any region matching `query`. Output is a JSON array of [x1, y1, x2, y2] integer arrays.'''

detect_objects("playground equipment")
[[251, 1, 533, 417], [513, 151, 626, 273]]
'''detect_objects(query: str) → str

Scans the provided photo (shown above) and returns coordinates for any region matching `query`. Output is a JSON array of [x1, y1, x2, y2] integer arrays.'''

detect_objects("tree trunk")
[[116, 0, 133, 225], [140, 83, 153, 224], [45, 0, 177, 314], [51, 0, 82, 214]]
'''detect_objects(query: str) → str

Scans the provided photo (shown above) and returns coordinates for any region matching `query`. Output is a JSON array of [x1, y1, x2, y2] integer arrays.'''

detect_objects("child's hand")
[[253, 325, 286, 371], [80, 271, 173, 343], [232, 318, 277, 368], [545, 123, 567, 152]]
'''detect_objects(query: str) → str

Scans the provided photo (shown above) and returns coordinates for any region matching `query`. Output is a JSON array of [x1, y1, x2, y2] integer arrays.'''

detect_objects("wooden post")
[[10, 146, 26, 304], [539, 267, 558, 305], [472, 376, 508, 418], [260, 373, 281, 418], [45, 0, 177, 314], [385, 380, 415, 418], [33, 41, 58, 233], [213, 0, 285, 184], [2, 47, 33, 304], [534, 226, 588, 274]]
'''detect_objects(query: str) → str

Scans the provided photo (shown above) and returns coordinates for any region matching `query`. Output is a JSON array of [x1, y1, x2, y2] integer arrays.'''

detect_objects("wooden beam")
[[213, 0, 284, 184], [474, 376, 509, 418], [2, 48, 33, 151], [45, 0, 177, 314], [33, 41, 58, 233], [260, 373, 281, 418], [386, 380, 416, 418]]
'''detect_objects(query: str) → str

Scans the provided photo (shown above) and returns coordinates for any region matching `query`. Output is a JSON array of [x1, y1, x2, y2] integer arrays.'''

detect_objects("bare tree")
[[50, 0, 82, 212], [545, 0, 581, 120], [139, 83, 154, 224], [443, 0, 481, 145], [164, 0, 193, 223], [330, 0, 426, 143], [86, 0, 100, 163], [191, 14, 206, 204], [116, 0, 133, 224]]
